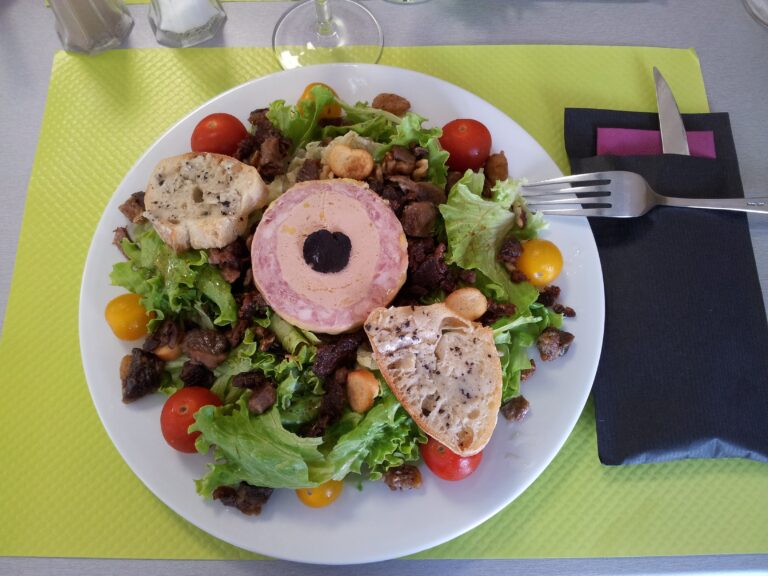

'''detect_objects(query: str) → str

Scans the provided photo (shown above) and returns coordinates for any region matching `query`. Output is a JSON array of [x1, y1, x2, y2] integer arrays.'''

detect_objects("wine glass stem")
[[314, 0, 335, 37]]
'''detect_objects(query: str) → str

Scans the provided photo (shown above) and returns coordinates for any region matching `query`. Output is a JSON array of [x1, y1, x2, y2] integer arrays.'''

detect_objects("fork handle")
[[659, 196, 768, 214]]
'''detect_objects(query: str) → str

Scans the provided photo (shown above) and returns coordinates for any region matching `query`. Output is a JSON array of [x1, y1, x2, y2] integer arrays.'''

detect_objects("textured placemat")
[[2, 45, 766, 561]]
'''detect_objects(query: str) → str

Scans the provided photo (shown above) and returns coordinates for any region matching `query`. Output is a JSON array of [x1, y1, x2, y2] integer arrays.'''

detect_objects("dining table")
[[2, 1, 768, 575]]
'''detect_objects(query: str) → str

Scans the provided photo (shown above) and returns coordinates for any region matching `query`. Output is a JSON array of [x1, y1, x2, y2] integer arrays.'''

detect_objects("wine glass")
[[273, 0, 383, 70]]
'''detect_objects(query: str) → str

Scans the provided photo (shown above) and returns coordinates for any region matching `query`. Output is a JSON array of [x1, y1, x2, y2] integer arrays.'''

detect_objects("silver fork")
[[521, 171, 768, 217]]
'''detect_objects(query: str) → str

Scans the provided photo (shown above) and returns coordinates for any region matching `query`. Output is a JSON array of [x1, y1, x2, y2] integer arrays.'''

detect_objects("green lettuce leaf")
[[110, 226, 237, 330], [193, 400, 326, 493]]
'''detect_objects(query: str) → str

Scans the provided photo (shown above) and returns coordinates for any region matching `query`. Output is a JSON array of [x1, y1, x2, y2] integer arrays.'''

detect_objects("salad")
[[106, 83, 575, 515]]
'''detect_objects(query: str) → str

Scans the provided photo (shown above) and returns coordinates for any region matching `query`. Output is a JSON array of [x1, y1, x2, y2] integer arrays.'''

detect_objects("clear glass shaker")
[[148, 0, 227, 48], [49, 0, 134, 54]]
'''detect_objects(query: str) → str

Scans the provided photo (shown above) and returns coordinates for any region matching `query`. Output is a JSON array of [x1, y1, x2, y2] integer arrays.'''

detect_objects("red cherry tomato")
[[420, 437, 483, 481], [439, 118, 492, 173], [160, 387, 222, 453], [190, 113, 249, 156]]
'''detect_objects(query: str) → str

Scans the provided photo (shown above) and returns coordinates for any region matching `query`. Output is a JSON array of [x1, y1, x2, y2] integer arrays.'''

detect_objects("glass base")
[[743, 0, 768, 27], [273, 0, 383, 70]]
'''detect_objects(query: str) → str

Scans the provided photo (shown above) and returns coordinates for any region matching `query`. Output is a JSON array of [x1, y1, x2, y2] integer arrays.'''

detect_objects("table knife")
[[653, 67, 690, 155]]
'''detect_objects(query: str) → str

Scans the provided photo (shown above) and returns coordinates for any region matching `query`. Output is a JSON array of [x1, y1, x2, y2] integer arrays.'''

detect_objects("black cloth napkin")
[[564, 108, 768, 465]]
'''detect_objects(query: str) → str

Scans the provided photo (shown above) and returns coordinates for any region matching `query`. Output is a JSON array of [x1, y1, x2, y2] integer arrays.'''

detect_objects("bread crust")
[[143, 152, 267, 252], [365, 303, 503, 456]]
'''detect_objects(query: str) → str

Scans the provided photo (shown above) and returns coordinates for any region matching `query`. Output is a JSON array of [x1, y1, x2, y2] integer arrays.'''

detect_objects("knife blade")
[[653, 67, 690, 155]]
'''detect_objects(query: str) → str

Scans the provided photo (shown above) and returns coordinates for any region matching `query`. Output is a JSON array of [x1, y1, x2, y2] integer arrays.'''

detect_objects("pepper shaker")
[[49, 0, 134, 54], [148, 0, 227, 48]]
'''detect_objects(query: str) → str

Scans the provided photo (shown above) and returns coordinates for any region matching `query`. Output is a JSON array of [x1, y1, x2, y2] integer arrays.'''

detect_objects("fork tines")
[[522, 173, 613, 215]]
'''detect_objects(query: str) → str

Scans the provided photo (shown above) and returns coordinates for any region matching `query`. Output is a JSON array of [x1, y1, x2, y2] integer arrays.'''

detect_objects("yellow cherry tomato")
[[105, 293, 151, 340], [516, 239, 563, 287], [298, 82, 342, 120], [295, 480, 344, 508]]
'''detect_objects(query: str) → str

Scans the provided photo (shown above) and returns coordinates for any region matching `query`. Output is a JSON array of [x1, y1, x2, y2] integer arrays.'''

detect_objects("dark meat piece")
[[258, 136, 287, 180], [378, 183, 406, 215], [501, 395, 530, 421], [303, 367, 349, 437], [235, 109, 292, 182], [113, 227, 129, 258], [295, 158, 321, 183], [537, 285, 561, 307], [509, 269, 528, 283], [143, 319, 182, 353], [498, 236, 523, 266], [180, 361, 215, 388], [398, 239, 463, 299], [409, 243, 453, 296], [121, 348, 165, 403], [371, 93, 411, 116], [234, 135, 257, 163], [388, 176, 446, 205], [181, 329, 230, 369], [390, 145, 417, 175], [248, 108, 276, 135], [412, 146, 429, 160], [480, 301, 517, 326], [227, 293, 271, 348], [212, 483, 273, 516], [231, 370, 277, 414], [536, 327, 575, 361], [482, 152, 509, 196], [238, 291, 269, 319], [552, 304, 576, 317], [383, 465, 422, 491], [118, 191, 146, 223], [226, 318, 250, 348], [407, 237, 436, 271], [248, 383, 277, 415], [445, 171, 463, 194], [312, 332, 364, 379], [520, 358, 536, 382], [484, 151, 509, 184], [401, 202, 438, 238], [405, 183, 446, 206], [208, 237, 250, 284], [252, 325, 277, 352], [232, 370, 270, 389]]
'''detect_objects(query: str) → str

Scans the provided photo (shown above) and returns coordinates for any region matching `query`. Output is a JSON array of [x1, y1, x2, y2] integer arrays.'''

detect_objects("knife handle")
[[659, 196, 768, 214]]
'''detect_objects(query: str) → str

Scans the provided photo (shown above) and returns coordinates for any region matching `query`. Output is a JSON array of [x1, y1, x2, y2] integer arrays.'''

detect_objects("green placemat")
[[2, 45, 766, 561]]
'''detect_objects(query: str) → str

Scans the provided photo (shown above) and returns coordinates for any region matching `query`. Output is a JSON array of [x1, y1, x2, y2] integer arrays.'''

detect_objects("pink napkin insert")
[[596, 127, 716, 158]]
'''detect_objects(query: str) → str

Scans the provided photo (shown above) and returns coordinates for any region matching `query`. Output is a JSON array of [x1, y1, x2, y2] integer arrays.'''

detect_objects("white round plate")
[[80, 64, 604, 565]]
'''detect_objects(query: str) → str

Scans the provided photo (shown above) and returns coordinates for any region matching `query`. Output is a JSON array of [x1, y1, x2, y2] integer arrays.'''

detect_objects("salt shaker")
[[49, 0, 134, 54], [148, 0, 227, 48]]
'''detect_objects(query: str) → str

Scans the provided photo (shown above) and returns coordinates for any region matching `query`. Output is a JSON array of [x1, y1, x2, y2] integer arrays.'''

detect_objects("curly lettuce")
[[110, 225, 237, 330]]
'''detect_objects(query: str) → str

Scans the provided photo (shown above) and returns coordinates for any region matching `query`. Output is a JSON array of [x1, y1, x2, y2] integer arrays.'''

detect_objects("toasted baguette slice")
[[365, 303, 503, 456], [143, 152, 268, 252]]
